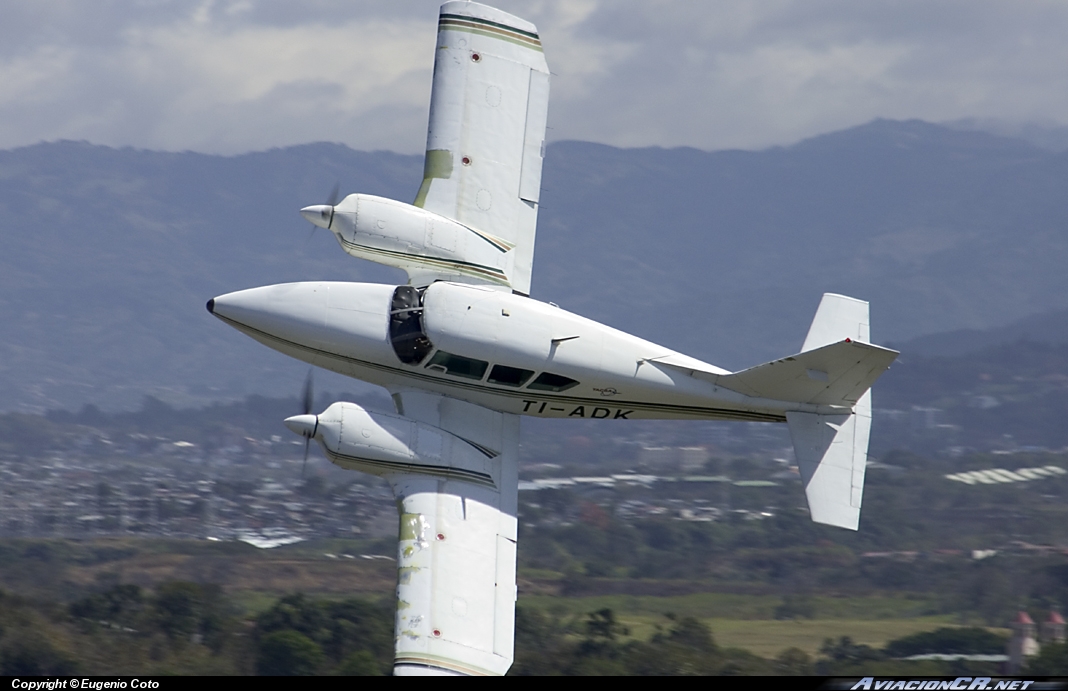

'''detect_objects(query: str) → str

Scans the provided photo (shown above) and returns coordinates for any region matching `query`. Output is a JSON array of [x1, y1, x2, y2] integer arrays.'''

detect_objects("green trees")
[[0, 634, 78, 676], [1, 590, 78, 675], [256, 630, 324, 676], [153, 582, 227, 646], [69, 583, 143, 625], [883, 627, 1008, 657], [62, 585, 396, 675], [1027, 642, 1068, 675], [254, 594, 393, 676]]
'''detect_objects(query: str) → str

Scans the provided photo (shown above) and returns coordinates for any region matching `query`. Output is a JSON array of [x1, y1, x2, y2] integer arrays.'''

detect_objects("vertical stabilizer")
[[789, 293, 876, 530], [802, 293, 870, 351]]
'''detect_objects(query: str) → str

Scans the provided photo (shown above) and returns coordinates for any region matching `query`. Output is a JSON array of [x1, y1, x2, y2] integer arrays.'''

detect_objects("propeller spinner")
[[300, 182, 341, 233]]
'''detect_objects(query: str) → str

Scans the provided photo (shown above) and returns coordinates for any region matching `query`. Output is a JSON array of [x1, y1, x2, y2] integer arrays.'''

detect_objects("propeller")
[[301, 182, 341, 244], [300, 369, 314, 477], [282, 370, 319, 477]]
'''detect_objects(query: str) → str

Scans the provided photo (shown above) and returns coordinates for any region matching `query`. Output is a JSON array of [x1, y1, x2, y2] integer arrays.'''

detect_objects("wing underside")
[[387, 390, 520, 676], [412, 1, 550, 296]]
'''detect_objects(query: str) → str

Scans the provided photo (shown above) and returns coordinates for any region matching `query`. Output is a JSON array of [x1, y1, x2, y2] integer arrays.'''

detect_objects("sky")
[[2, 0, 1067, 155]]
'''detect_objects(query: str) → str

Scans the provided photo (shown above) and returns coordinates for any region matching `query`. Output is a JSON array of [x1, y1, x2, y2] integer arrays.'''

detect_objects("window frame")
[[525, 371, 580, 392], [424, 350, 490, 381], [487, 364, 536, 387]]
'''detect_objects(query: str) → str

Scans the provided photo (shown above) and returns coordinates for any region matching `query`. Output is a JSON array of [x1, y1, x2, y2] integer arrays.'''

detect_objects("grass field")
[[518, 592, 945, 620], [637, 616, 960, 657], [517, 592, 1008, 658]]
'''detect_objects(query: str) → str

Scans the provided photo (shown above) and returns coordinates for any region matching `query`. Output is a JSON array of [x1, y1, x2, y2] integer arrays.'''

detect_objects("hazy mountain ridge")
[[943, 118, 1068, 152], [2, 120, 1068, 412], [891, 308, 1068, 357]]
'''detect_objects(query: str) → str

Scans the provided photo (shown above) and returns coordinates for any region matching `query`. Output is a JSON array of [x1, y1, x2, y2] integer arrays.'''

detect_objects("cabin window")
[[487, 364, 535, 387], [425, 351, 489, 380], [389, 286, 433, 364], [526, 372, 579, 392]]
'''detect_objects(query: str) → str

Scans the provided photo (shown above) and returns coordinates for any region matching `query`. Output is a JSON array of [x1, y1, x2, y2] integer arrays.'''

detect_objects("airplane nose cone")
[[206, 298, 215, 314], [300, 204, 334, 230], [284, 414, 319, 438], [205, 283, 338, 348]]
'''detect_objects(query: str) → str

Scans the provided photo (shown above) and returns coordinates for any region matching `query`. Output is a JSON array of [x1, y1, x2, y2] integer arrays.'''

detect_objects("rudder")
[[786, 391, 870, 530]]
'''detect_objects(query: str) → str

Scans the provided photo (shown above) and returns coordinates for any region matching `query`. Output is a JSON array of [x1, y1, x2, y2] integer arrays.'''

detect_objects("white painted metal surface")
[[785, 295, 876, 530], [309, 193, 518, 289], [413, 1, 550, 296], [386, 393, 519, 676]]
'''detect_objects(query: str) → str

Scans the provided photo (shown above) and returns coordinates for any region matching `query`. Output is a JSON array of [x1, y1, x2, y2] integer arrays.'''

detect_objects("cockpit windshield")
[[389, 286, 433, 364]]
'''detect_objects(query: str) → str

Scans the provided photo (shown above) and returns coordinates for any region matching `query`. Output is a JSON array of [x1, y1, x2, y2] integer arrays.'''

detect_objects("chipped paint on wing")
[[397, 566, 422, 584], [413, 149, 454, 208], [399, 512, 429, 541]]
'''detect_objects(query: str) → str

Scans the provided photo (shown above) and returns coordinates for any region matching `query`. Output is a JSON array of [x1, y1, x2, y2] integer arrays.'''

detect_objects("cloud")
[[550, 0, 1068, 149], [1, 0, 1066, 153]]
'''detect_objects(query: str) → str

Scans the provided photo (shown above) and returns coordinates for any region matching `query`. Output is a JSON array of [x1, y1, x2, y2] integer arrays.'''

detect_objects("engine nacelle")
[[329, 194, 514, 290], [291, 401, 498, 488]]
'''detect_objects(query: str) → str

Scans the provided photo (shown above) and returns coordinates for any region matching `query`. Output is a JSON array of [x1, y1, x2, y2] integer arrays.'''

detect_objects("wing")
[[411, 1, 550, 296], [387, 390, 520, 676]]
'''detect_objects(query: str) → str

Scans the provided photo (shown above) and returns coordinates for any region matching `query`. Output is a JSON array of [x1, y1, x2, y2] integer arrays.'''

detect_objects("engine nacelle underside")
[[328, 194, 516, 290], [310, 401, 500, 488]]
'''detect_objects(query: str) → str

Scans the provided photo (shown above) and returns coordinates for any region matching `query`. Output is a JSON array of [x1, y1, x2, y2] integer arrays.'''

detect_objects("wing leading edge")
[[412, 1, 550, 296]]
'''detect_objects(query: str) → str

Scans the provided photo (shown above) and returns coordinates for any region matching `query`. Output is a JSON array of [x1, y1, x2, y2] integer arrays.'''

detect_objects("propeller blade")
[[299, 369, 314, 477], [302, 369, 314, 415], [326, 181, 341, 207]]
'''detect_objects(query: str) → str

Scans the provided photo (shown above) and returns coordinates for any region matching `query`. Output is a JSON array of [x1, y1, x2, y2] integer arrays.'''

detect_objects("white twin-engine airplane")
[[207, 1, 898, 677]]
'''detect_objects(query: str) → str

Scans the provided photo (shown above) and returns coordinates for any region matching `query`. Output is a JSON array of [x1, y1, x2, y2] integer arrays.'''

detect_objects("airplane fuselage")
[[209, 280, 829, 423]]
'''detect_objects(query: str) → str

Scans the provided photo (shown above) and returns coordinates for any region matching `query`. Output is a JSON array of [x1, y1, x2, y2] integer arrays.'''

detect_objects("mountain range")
[[2, 119, 1067, 412]]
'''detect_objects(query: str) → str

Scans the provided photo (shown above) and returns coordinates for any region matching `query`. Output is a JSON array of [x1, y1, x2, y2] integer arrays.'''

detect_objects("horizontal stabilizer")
[[717, 339, 898, 407]]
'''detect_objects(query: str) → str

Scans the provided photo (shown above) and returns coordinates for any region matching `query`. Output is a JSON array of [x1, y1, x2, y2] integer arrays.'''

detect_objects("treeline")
[[513, 613, 1030, 676], [4, 582, 1068, 676], [512, 608, 770, 675], [0, 584, 394, 676]]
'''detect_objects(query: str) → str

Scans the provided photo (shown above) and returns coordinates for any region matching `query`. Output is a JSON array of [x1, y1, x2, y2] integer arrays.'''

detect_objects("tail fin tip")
[[803, 293, 870, 352]]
